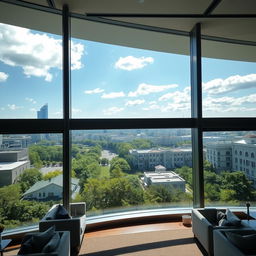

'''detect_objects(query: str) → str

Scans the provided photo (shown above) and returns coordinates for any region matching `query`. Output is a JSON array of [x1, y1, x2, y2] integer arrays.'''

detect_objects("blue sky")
[[0, 23, 256, 119]]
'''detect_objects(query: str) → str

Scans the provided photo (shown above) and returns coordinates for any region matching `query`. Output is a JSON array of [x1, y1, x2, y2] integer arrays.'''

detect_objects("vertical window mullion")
[[190, 23, 204, 208], [62, 4, 71, 212]]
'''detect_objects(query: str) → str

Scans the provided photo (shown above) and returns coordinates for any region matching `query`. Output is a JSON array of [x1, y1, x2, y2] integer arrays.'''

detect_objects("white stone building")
[[143, 170, 186, 192], [0, 161, 30, 187], [0, 149, 30, 187], [205, 142, 232, 173], [206, 134, 256, 186], [130, 148, 192, 171]]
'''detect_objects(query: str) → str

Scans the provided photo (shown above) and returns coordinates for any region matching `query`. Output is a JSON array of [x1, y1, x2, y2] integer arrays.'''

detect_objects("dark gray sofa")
[[213, 229, 256, 256], [192, 208, 246, 256], [39, 202, 86, 255], [17, 231, 70, 256]]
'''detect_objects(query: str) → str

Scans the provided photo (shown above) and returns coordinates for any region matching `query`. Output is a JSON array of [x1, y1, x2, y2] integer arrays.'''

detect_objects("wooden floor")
[[85, 221, 191, 238], [4, 221, 203, 256]]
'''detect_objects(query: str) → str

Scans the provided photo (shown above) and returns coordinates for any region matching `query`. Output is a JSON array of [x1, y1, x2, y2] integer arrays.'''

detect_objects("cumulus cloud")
[[159, 86, 190, 103], [125, 99, 145, 106], [203, 74, 256, 95], [143, 104, 160, 111], [0, 23, 84, 82], [84, 88, 104, 94], [25, 97, 36, 104], [0, 72, 8, 82], [103, 107, 124, 115], [101, 92, 125, 99], [115, 56, 154, 71], [7, 104, 23, 110], [128, 83, 178, 97], [162, 102, 190, 112]]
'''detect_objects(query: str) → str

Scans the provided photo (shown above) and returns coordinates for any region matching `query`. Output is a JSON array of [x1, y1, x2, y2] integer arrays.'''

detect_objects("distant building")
[[206, 134, 256, 186], [1, 135, 31, 149], [206, 142, 232, 173], [0, 149, 30, 187], [130, 148, 192, 171], [23, 175, 80, 201], [143, 169, 186, 192], [37, 104, 48, 119]]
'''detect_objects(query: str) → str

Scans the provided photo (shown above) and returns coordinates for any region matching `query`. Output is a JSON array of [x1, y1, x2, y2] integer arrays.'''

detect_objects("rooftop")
[[0, 161, 29, 171]]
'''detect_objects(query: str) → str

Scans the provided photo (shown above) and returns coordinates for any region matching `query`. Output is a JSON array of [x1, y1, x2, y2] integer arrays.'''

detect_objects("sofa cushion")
[[32, 225, 56, 252], [225, 231, 256, 254], [18, 226, 56, 254], [55, 204, 71, 219], [218, 209, 241, 227], [199, 208, 217, 225], [18, 236, 34, 255], [42, 232, 60, 253], [45, 206, 59, 220]]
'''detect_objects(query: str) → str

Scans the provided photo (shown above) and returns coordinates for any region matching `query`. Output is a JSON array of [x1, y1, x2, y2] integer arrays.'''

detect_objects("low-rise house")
[[23, 175, 80, 201]]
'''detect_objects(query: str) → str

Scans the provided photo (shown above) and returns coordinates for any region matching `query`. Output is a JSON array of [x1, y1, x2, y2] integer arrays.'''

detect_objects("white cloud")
[[0, 72, 8, 82], [202, 93, 256, 114], [143, 104, 160, 111], [103, 107, 124, 115], [0, 23, 84, 82], [29, 108, 37, 112], [101, 92, 125, 99], [203, 74, 256, 95], [129, 83, 178, 97], [159, 86, 190, 103], [7, 104, 23, 110], [25, 97, 36, 104], [125, 99, 145, 106], [162, 102, 190, 112], [115, 56, 154, 71], [84, 88, 104, 94]]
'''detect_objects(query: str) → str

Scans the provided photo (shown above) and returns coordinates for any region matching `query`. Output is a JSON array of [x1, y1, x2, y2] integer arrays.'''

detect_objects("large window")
[[71, 18, 190, 118], [0, 21, 63, 119], [204, 131, 256, 207], [71, 129, 192, 216], [0, 133, 63, 230], [1, 1, 256, 234], [202, 40, 256, 117]]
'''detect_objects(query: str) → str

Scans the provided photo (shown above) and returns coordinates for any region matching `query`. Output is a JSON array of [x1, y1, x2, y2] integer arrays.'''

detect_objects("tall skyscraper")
[[37, 104, 48, 119]]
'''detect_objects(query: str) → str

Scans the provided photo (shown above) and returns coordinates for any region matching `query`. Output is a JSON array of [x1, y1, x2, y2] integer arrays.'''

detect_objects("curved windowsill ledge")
[[2, 206, 252, 238]]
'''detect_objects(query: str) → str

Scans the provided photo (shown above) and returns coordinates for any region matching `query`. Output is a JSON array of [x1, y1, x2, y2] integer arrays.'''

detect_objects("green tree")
[[43, 170, 62, 180], [100, 158, 109, 166], [18, 168, 43, 193], [131, 139, 153, 149], [29, 151, 43, 168], [110, 157, 131, 173], [220, 171, 254, 201]]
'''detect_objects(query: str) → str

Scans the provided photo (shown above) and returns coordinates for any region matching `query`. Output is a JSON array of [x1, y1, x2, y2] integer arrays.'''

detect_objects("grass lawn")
[[100, 165, 110, 178]]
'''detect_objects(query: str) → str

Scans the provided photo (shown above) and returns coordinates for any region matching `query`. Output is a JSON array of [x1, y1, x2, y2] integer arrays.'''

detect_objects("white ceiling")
[[1, 0, 256, 61], [19, 0, 256, 43]]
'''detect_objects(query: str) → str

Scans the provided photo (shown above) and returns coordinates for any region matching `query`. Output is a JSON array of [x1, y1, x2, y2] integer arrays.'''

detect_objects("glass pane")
[[71, 129, 192, 217], [203, 131, 256, 207], [202, 40, 256, 117], [0, 133, 63, 231], [71, 21, 190, 118], [0, 22, 63, 119]]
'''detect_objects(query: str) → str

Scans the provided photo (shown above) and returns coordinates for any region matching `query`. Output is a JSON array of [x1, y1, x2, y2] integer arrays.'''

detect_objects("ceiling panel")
[[54, 0, 211, 14], [213, 0, 256, 14], [22, 0, 49, 7]]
